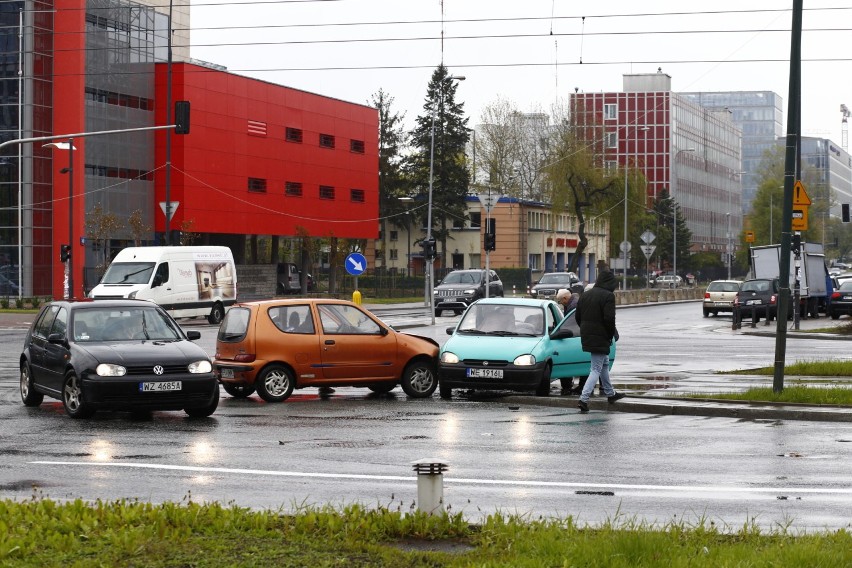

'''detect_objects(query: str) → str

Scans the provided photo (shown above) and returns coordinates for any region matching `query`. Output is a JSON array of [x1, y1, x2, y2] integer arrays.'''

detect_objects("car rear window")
[[708, 282, 739, 292], [218, 307, 250, 341], [742, 281, 770, 293]]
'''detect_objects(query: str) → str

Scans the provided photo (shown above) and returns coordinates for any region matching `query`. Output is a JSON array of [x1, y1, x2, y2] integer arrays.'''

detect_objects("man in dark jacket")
[[574, 270, 626, 412]]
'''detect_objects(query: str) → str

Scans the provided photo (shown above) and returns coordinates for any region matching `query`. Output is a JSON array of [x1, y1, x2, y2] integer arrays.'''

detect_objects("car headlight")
[[128, 290, 137, 299], [530, 290, 538, 297], [440, 352, 459, 364], [189, 360, 213, 374], [463, 288, 477, 296], [96, 363, 126, 377], [513, 354, 536, 366]]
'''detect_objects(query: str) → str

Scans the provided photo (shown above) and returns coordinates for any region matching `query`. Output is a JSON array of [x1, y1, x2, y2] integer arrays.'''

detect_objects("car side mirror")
[[445, 326, 456, 335], [48, 332, 67, 344], [185, 330, 201, 340], [550, 327, 574, 340]]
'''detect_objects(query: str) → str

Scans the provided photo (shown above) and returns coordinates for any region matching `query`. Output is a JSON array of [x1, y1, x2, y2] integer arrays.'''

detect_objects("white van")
[[89, 246, 237, 324]]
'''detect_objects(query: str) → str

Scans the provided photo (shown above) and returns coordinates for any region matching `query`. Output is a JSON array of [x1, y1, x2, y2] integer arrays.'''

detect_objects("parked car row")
[[20, 286, 610, 418]]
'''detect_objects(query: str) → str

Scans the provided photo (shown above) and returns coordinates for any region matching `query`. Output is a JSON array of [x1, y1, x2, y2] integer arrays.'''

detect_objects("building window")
[[248, 120, 267, 137], [389, 249, 398, 260], [248, 178, 267, 193], [605, 160, 618, 173], [389, 230, 398, 241], [350, 139, 365, 153], [319, 185, 335, 200], [605, 132, 617, 148], [319, 134, 335, 148], [470, 212, 481, 228], [604, 104, 617, 120], [285, 181, 303, 197], [350, 188, 365, 202], [286, 127, 303, 143], [529, 254, 541, 270]]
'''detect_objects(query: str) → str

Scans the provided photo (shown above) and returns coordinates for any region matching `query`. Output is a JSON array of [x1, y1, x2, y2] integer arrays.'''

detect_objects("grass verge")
[[686, 385, 852, 405], [2, 499, 851, 567]]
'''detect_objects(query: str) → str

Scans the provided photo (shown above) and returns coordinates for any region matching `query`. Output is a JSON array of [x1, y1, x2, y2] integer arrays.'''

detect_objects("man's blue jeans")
[[579, 352, 615, 403]]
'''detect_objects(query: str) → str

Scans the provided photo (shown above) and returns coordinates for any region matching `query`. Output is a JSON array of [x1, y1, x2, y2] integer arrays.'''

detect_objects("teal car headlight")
[[189, 360, 213, 374], [96, 363, 126, 377], [440, 352, 460, 364], [513, 354, 536, 366]]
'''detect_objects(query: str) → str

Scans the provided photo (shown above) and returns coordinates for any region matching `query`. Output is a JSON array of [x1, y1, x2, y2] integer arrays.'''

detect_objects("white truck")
[[89, 246, 238, 324], [749, 242, 829, 318]]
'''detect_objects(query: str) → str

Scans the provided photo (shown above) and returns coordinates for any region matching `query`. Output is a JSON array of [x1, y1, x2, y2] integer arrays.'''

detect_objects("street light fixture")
[[43, 139, 76, 299], [622, 126, 649, 291], [672, 147, 695, 280], [426, 74, 465, 325]]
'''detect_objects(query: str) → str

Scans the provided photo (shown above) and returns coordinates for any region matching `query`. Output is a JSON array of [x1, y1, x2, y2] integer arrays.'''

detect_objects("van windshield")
[[100, 262, 156, 285]]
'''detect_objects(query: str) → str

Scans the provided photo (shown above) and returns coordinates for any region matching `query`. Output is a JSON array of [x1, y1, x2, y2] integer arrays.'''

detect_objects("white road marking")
[[31, 461, 852, 495]]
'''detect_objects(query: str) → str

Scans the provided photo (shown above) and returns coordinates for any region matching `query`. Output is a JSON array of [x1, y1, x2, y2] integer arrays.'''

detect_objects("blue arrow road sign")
[[345, 252, 367, 276]]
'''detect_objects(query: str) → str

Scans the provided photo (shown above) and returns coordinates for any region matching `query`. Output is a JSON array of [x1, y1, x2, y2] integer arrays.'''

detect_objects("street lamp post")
[[672, 147, 695, 280], [623, 126, 649, 291], [399, 197, 414, 276], [44, 139, 76, 299], [426, 74, 465, 325]]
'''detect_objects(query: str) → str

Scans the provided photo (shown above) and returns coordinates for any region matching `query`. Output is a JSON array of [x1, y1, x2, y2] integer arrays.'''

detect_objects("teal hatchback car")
[[437, 298, 615, 398]]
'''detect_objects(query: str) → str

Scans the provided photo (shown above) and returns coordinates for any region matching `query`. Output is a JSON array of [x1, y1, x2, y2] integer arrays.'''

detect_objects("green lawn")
[[2, 499, 851, 567]]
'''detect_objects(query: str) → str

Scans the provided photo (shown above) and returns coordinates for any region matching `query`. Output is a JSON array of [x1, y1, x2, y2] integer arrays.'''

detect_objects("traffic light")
[[791, 233, 801, 255], [484, 232, 496, 251], [421, 238, 436, 260], [843, 203, 850, 223], [174, 100, 190, 135], [60, 244, 71, 262]]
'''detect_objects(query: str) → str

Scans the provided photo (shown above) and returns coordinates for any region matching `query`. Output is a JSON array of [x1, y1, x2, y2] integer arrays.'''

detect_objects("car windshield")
[[742, 280, 770, 293], [708, 282, 740, 292], [73, 306, 182, 342], [99, 262, 156, 285], [442, 271, 480, 285], [456, 303, 544, 336], [838, 281, 852, 291], [537, 273, 575, 285]]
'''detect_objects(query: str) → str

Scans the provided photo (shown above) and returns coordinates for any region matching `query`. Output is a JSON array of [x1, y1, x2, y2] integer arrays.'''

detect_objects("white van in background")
[[89, 246, 237, 324]]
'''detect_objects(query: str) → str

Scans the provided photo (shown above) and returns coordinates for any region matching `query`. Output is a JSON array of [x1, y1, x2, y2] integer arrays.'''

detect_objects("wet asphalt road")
[[1, 302, 851, 531]]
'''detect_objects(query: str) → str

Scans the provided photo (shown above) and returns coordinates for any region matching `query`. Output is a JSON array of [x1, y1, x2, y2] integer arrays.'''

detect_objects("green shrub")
[[0, 297, 8, 309], [14, 297, 24, 309]]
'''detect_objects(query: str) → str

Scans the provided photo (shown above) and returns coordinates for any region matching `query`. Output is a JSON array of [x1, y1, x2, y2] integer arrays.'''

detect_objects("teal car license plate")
[[466, 368, 503, 379]]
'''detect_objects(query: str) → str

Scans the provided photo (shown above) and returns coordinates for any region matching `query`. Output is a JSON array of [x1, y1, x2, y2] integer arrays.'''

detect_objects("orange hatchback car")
[[214, 299, 439, 402]]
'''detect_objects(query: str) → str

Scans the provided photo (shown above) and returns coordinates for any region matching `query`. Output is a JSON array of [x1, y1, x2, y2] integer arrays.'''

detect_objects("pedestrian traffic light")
[[174, 100, 190, 135], [421, 238, 436, 260], [791, 233, 801, 255], [843, 203, 850, 223], [484, 232, 496, 251], [60, 244, 71, 262]]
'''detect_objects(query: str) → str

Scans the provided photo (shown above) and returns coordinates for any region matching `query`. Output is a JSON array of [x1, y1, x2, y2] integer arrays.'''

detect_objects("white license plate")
[[140, 381, 182, 392], [220, 367, 234, 379], [466, 368, 503, 379], [746, 299, 762, 305], [843, 296, 852, 301]]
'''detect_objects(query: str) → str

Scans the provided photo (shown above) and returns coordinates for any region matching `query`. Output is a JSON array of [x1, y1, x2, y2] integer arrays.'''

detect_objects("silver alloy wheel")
[[20, 367, 30, 399], [264, 369, 291, 397], [401, 361, 437, 397], [64, 375, 82, 412]]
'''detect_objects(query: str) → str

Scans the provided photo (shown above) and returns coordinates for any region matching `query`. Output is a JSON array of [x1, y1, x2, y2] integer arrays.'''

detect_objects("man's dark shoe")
[[578, 400, 589, 412], [607, 392, 626, 404]]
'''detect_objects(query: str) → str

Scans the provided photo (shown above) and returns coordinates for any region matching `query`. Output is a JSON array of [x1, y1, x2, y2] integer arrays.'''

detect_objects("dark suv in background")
[[433, 269, 503, 316], [734, 278, 780, 323]]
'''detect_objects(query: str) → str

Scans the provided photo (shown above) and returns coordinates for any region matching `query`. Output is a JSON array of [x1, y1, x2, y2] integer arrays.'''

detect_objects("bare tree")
[[128, 209, 151, 246], [85, 204, 121, 278]]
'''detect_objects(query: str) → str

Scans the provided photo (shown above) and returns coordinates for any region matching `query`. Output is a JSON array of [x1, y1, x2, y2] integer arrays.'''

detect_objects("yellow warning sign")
[[793, 180, 811, 206], [792, 206, 809, 231]]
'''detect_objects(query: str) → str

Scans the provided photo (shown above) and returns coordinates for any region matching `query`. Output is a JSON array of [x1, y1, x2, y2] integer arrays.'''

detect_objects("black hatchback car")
[[734, 278, 779, 322], [433, 269, 503, 316], [20, 299, 219, 419]]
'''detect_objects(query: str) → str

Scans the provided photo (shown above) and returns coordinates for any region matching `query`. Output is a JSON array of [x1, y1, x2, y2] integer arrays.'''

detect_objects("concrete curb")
[[502, 395, 852, 422]]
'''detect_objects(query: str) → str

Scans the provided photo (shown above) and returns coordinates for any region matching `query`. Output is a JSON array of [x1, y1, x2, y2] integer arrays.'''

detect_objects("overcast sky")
[[188, 1, 852, 145]]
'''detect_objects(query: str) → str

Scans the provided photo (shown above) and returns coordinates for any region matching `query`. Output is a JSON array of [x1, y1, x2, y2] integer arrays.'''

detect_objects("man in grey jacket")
[[574, 270, 626, 412]]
